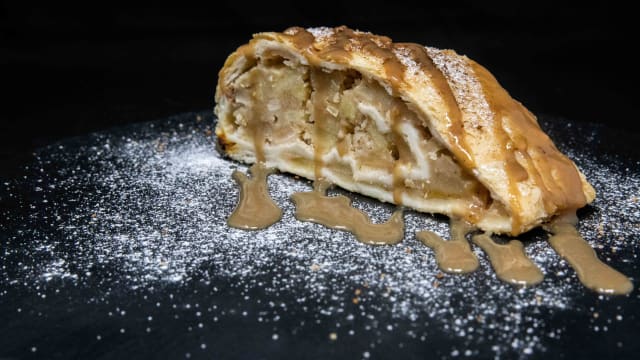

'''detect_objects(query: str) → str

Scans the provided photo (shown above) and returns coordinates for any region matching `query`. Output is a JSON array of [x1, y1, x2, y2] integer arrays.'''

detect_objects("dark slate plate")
[[1, 111, 639, 359]]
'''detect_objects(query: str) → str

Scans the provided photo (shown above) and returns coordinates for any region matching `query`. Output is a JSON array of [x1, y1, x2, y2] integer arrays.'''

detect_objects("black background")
[[2, 2, 638, 177], [2, 4, 640, 359]]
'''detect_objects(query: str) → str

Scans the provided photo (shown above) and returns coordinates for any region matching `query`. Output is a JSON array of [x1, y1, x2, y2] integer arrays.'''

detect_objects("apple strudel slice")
[[214, 26, 595, 235]]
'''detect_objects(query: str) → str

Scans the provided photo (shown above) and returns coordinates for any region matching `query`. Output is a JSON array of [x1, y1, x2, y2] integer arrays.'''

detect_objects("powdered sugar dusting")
[[1, 112, 638, 358], [393, 46, 421, 76], [426, 46, 494, 127], [307, 27, 335, 43]]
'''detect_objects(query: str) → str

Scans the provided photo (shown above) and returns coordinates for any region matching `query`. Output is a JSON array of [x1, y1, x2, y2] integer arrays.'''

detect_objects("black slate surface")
[[1, 111, 639, 359]]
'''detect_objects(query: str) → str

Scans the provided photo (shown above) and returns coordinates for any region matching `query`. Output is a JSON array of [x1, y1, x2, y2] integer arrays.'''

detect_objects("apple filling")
[[218, 51, 493, 222]]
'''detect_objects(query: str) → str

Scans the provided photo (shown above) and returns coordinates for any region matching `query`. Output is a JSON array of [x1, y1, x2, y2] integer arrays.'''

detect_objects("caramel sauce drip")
[[286, 28, 315, 50], [390, 104, 413, 205], [472, 233, 543, 286], [309, 68, 337, 181], [470, 62, 588, 233], [417, 219, 479, 273], [227, 163, 282, 230], [546, 212, 633, 295], [247, 74, 267, 162], [291, 181, 404, 245], [399, 44, 474, 169]]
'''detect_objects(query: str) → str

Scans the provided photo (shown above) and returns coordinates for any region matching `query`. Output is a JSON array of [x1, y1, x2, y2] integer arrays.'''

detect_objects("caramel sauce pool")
[[291, 181, 404, 245], [416, 219, 479, 274], [545, 212, 633, 295], [227, 163, 282, 230], [472, 233, 543, 286]]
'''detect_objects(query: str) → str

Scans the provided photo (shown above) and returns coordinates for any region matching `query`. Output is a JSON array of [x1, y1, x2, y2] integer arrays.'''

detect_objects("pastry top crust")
[[216, 26, 595, 234]]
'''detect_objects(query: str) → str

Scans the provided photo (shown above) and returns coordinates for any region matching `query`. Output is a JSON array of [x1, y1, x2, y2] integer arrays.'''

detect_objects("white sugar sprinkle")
[[307, 27, 335, 43]]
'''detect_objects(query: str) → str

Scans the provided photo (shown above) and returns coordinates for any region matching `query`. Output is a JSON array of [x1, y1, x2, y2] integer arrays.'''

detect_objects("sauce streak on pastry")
[[397, 43, 475, 170], [416, 219, 479, 273], [227, 163, 282, 230], [545, 212, 633, 295], [472, 233, 543, 286], [309, 68, 339, 181], [291, 181, 404, 245], [470, 61, 588, 233], [247, 83, 268, 162], [389, 105, 413, 205]]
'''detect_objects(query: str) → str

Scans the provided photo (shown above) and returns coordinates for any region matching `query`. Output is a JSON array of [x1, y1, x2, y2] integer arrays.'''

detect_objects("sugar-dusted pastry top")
[[215, 26, 595, 235]]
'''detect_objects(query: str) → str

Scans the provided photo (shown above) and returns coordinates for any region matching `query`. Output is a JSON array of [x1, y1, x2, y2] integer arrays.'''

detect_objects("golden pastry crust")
[[215, 26, 595, 235]]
